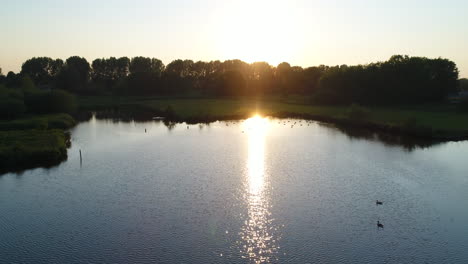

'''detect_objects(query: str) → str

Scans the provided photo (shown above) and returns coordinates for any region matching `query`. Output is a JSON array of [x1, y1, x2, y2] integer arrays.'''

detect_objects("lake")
[[1, 116, 468, 263]]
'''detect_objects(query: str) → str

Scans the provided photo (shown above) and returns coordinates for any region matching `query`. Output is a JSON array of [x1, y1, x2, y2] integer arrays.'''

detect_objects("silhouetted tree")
[[116, 57, 131, 80], [220, 70, 247, 96], [124, 57, 165, 95], [21, 57, 63, 86], [163, 59, 195, 94], [0, 68, 5, 84], [303, 66, 327, 93], [275, 62, 292, 94], [57, 56, 91, 93], [316, 55, 459, 104], [5, 72, 21, 88], [459, 78, 468, 91], [250, 62, 273, 95], [129, 57, 164, 76]]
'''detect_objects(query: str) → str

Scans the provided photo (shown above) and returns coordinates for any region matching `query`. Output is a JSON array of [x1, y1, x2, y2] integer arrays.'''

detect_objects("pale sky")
[[1, 0, 468, 77]]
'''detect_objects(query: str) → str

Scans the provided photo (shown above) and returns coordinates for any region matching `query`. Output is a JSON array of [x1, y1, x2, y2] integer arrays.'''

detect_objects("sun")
[[243, 115, 269, 135], [213, 0, 303, 65]]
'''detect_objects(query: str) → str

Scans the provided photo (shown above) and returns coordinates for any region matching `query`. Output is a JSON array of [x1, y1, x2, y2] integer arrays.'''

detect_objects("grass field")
[[78, 96, 468, 133]]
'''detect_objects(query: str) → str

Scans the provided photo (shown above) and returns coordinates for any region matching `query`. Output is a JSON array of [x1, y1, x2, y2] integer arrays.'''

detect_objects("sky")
[[1, 0, 468, 77]]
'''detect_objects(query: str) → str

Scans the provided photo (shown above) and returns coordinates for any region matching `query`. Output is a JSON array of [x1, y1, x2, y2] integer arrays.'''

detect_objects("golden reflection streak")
[[238, 115, 278, 263]]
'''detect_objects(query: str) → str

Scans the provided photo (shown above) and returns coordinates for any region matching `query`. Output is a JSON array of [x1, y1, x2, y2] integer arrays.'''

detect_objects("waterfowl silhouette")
[[377, 221, 384, 229]]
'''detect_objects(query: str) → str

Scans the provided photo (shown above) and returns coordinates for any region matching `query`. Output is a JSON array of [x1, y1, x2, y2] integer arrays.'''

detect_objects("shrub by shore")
[[0, 113, 76, 131]]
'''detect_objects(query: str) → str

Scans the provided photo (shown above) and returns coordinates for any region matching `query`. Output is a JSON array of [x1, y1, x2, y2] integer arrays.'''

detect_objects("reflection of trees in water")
[[89, 113, 445, 150], [197, 123, 211, 130], [91, 111, 216, 131], [331, 124, 442, 151], [163, 120, 177, 130], [94, 110, 155, 122]]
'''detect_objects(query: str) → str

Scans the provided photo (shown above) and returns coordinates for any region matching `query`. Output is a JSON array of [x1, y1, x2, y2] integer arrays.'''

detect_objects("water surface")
[[1, 116, 468, 263]]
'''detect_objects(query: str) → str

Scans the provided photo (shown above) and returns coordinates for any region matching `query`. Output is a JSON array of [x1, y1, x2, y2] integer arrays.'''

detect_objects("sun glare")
[[244, 115, 269, 194], [214, 0, 303, 65]]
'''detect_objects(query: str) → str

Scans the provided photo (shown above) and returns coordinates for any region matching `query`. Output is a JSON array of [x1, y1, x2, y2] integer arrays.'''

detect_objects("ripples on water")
[[1, 116, 468, 263], [237, 116, 279, 263]]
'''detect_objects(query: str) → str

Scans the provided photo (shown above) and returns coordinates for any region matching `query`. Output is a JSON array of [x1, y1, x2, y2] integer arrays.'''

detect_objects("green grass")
[[0, 113, 76, 131], [367, 108, 468, 131], [0, 129, 70, 173], [78, 95, 347, 118]]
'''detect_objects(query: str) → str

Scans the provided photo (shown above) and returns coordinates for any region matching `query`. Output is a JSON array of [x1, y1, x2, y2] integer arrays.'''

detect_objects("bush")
[[29, 119, 48, 130], [48, 90, 77, 114], [20, 75, 36, 91], [402, 117, 433, 137], [25, 89, 77, 114], [164, 105, 177, 119], [458, 96, 468, 112], [46, 113, 77, 129], [347, 104, 371, 121], [24, 91, 49, 113], [0, 98, 26, 119], [0, 85, 24, 100], [0, 114, 75, 130]]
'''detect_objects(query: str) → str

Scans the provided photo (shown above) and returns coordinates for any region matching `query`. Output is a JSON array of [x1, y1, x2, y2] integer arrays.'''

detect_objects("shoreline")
[[78, 96, 468, 141], [2, 103, 467, 174]]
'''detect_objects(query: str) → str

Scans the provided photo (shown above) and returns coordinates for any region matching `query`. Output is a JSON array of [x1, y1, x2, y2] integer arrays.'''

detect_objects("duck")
[[376, 200, 383, 205], [377, 221, 384, 229]]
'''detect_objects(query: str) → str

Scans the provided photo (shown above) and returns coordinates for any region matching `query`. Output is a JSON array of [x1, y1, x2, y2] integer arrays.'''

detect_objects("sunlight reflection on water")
[[238, 116, 279, 263]]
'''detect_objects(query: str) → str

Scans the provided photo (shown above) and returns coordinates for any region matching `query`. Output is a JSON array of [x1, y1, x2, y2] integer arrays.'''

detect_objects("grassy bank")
[[79, 96, 468, 139], [0, 129, 71, 173], [0, 114, 76, 174]]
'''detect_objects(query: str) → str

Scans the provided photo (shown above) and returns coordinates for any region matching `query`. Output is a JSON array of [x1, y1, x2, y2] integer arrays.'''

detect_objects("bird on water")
[[377, 221, 384, 229]]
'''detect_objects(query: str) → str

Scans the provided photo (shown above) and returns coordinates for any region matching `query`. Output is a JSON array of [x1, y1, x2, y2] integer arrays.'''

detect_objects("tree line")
[[0, 55, 461, 107], [459, 78, 468, 91]]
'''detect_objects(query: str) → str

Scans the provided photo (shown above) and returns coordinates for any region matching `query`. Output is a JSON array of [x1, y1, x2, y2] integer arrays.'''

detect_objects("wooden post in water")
[[79, 149, 82, 165]]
